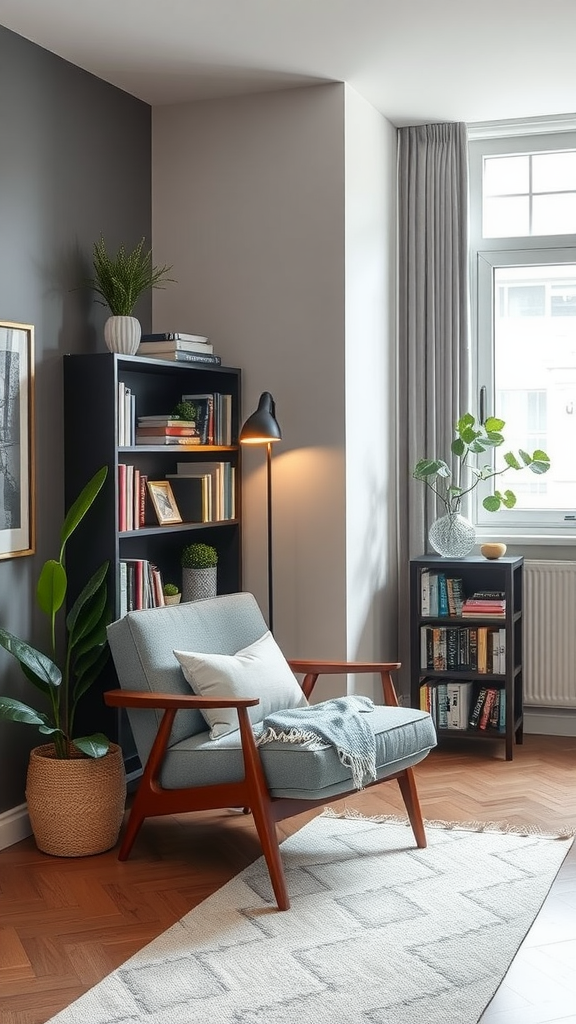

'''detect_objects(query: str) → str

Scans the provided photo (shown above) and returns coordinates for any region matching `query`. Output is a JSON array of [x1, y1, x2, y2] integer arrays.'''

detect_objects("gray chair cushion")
[[159, 704, 436, 799]]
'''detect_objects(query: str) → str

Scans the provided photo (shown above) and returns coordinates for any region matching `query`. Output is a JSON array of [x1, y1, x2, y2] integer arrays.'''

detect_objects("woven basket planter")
[[25, 743, 126, 857]]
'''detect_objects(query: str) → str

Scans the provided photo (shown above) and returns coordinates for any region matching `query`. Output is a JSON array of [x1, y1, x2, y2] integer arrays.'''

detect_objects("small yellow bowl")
[[480, 542, 507, 560]]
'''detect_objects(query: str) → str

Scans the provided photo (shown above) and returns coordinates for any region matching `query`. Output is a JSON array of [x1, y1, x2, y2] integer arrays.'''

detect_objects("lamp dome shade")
[[239, 392, 282, 444]]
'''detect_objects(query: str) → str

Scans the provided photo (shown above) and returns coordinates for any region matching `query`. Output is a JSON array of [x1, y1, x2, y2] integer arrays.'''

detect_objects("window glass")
[[469, 127, 576, 536]]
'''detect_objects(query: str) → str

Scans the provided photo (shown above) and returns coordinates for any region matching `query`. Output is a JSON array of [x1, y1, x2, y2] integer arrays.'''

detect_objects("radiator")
[[524, 559, 576, 707]]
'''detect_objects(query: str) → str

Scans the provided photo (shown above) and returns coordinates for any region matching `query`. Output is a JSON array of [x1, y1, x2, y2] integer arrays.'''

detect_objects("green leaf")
[[460, 425, 480, 445], [413, 458, 450, 479], [67, 563, 109, 649], [469, 437, 489, 453], [504, 451, 522, 470], [483, 431, 504, 447], [529, 451, 551, 475], [456, 413, 475, 433], [0, 696, 51, 727], [518, 448, 532, 467], [72, 733, 110, 758], [483, 494, 502, 512], [72, 645, 110, 705], [60, 467, 108, 554], [501, 489, 517, 508], [451, 438, 465, 457], [485, 416, 505, 432], [37, 559, 67, 618], [0, 629, 61, 693]]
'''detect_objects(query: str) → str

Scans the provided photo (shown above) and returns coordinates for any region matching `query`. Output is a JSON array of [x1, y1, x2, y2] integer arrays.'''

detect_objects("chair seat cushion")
[[160, 704, 437, 799]]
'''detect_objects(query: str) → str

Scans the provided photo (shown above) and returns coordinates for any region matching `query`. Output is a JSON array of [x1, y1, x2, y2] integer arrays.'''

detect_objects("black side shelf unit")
[[409, 554, 523, 761]]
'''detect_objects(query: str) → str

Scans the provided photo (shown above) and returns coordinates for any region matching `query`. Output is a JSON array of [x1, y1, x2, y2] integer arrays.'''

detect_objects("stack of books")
[[135, 332, 221, 366], [461, 590, 506, 618], [136, 415, 201, 446]]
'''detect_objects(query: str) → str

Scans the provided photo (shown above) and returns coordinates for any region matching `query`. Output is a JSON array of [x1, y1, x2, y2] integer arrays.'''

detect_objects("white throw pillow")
[[174, 630, 308, 738]]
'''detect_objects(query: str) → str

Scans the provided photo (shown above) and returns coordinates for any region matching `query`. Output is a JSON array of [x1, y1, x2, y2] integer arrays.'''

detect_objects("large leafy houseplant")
[[90, 236, 174, 316], [0, 467, 111, 759], [413, 413, 551, 515]]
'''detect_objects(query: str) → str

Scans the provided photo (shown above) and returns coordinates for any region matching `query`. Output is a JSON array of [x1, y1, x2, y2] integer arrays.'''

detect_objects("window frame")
[[468, 127, 576, 542]]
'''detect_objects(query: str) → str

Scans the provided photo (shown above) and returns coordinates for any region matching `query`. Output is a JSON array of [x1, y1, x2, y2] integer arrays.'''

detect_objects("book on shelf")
[[182, 392, 233, 445], [461, 597, 505, 617], [137, 416, 197, 427], [136, 425, 199, 438], [478, 688, 498, 730], [170, 462, 235, 521], [137, 339, 214, 355], [419, 570, 464, 617], [468, 686, 488, 728], [135, 435, 202, 445], [140, 332, 210, 343], [137, 350, 222, 365]]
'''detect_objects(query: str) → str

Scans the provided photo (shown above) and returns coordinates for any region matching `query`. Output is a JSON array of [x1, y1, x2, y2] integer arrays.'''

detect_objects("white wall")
[[152, 82, 398, 688], [344, 87, 398, 697]]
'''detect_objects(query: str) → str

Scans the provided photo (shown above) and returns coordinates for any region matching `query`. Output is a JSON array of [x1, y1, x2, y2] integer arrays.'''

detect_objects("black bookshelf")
[[409, 554, 523, 761]]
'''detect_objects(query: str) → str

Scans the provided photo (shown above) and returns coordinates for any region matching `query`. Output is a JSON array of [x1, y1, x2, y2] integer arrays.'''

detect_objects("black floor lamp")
[[239, 392, 282, 633]]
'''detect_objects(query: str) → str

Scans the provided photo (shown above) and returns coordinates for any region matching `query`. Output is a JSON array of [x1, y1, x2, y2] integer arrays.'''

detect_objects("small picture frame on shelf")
[[147, 480, 182, 526]]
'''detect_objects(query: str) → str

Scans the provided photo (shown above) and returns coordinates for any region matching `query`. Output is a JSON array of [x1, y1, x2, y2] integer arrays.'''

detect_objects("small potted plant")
[[413, 412, 551, 557], [0, 467, 126, 857], [163, 582, 182, 606], [181, 542, 218, 602], [90, 235, 174, 355]]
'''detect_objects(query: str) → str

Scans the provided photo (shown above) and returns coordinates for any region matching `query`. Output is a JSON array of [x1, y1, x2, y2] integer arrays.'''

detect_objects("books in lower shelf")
[[420, 680, 505, 732], [119, 559, 166, 617]]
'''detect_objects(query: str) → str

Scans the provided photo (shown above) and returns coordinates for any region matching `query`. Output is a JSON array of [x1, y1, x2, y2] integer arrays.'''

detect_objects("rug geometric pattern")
[[46, 814, 573, 1024]]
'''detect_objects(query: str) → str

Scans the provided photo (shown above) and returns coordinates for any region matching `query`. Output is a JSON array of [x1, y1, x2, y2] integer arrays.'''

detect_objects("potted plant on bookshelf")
[[181, 542, 218, 602], [413, 412, 551, 557], [163, 582, 182, 606], [0, 466, 126, 857], [90, 235, 174, 356]]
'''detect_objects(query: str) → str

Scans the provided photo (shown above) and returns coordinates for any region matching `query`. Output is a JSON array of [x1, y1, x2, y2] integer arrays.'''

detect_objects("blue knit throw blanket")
[[255, 695, 377, 790]]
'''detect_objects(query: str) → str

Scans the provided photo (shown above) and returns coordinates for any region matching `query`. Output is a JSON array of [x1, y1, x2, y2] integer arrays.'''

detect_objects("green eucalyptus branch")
[[413, 413, 551, 516]]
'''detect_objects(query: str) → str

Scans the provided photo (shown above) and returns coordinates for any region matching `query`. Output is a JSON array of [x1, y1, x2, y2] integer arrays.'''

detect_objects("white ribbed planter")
[[104, 315, 141, 355]]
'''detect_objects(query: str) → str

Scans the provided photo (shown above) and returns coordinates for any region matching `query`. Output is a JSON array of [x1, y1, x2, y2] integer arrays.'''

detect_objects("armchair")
[[105, 592, 436, 910]]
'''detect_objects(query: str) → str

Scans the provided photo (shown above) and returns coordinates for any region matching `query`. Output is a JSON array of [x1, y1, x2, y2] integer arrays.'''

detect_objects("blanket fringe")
[[321, 806, 576, 840]]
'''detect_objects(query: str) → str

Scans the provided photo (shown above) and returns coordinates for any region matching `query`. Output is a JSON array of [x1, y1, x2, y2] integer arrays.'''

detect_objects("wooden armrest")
[[104, 689, 260, 710], [286, 660, 401, 705], [287, 660, 401, 673]]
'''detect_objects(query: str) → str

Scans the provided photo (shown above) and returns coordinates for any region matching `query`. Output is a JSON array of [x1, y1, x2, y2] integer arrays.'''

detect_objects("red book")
[[479, 688, 497, 729], [118, 463, 127, 532], [136, 425, 199, 437]]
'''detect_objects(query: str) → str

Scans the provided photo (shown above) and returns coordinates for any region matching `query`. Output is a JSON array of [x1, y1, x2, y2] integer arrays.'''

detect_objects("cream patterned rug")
[[46, 811, 573, 1024]]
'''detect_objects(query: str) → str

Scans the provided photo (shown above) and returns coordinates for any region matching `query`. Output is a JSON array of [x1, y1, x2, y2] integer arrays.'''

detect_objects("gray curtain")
[[396, 121, 470, 693]]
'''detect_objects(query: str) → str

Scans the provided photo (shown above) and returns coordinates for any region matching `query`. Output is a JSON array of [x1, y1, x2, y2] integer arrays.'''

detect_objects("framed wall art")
[[0, 322, 35, 559]]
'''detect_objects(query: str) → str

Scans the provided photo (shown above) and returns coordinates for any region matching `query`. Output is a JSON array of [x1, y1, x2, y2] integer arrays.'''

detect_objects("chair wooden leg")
[[397, 767, 427, 848], [117, 796, 147, 860], [249, 797, 291, 911]]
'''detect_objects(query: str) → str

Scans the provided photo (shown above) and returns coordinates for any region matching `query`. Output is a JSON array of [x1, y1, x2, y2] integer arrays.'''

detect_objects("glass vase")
[[428, 512, 475, 558]]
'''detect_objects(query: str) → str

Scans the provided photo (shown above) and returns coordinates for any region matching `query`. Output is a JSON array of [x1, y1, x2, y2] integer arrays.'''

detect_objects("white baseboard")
[[523, 706, 576, 737], [0, 803, 32, 850]]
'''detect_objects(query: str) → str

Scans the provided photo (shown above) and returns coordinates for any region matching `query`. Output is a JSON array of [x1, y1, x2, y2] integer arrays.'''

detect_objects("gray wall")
[[0, 26, 152, 813], [152, 86, 399, 705]]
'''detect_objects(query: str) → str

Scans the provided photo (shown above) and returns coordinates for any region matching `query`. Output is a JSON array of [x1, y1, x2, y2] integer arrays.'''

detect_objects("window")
[[469, 126, 576, 538]]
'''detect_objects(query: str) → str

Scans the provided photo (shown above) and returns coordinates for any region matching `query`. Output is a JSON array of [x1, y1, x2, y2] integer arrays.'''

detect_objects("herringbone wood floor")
[[1, 734, 575, 1024]]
